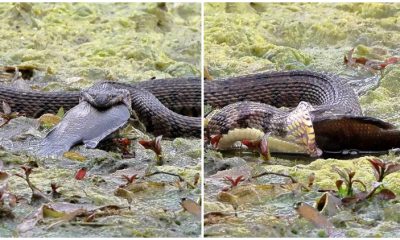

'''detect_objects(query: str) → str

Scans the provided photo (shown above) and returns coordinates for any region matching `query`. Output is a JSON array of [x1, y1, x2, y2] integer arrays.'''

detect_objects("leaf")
[[242, 133, 271, 160], [2, 101, 11, 115], [259, 133, 271, 160], [56, 107, 65, 118], [368, 158, 384, 180], [144, 164, 154, 176], [341, 196, 360, 205], [217, 191, 239, 212], [351, 179, 367, 192], [38, 113, 61, 129], [224, 176, 244, 187], [46, 209, 87, 230], [63, 151, 86, 162], [376, 189, 396, 200], [348, 171, 355, 180], [193, 172, 200, 185], [139, 135, 162, 156], [114, 187, 133, 204], [17, 205, 44, 233], [335, 180, 343, 191], [233, 176, 244, 186], [224, 176, 235, 186], [210, 134, 222, 148], [75, 167, 87, 180], [20, 165, 32, 177], [180, 198, 201, 219], [332, 166, 349, 184], [50, 182, 60, 193], [43, 205, 67, 218], [122, 174, 138, 184], [294, 202, 334, 231], [384, 163, 400, 176], [204, 211, 233, 225], [154, 135, 162, 155]]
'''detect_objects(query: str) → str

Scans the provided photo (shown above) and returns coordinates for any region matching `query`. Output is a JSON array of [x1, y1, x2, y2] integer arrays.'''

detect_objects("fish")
[[38, 101, 130, 156]]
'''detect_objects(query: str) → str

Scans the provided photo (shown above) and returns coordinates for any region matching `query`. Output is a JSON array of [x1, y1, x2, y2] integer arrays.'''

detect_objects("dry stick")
[[252, 171, 298, 183], [146, 171, 196, 189]]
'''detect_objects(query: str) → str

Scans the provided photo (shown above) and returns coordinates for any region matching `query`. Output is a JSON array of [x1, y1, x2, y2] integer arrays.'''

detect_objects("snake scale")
[[1, 70, 399, 155]]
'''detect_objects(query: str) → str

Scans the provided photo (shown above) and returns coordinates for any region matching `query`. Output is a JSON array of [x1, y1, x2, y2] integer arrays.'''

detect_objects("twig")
[[146, 171, 196, 189], [252, 171, 298, 183]]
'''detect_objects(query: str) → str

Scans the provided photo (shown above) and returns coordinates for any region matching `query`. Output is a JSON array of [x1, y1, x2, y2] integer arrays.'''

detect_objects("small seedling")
[[112, 137, 135, 158], [222, 175, 245, 191], [120, 174, 138, 187], [332, 166, 366, 198], [139, 135, 163, 165], [50, 182, 61, 198], [14, 165, 50, 203], [368, 158, 400, 182]]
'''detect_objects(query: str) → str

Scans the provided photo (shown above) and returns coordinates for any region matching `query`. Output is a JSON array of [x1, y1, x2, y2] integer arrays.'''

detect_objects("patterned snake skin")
[[0, 71, 366, 144], [204, 70, 375, 155], [205, 70, 362, 134], [0, 77, 201, 138]]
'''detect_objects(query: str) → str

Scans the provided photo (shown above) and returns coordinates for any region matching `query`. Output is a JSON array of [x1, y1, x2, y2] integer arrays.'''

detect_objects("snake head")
[[80, 83, 132, 112]]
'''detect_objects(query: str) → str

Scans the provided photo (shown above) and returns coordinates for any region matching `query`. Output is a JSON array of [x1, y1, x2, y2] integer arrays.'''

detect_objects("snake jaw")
[[287, 101, 322, 157], [210, 134, 222, 148]]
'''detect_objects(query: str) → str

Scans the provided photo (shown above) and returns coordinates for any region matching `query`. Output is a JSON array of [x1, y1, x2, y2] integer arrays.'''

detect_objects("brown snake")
[[1, 71, 399, 155], [205, 70, 400, 156], [0, 77, 201, 138]]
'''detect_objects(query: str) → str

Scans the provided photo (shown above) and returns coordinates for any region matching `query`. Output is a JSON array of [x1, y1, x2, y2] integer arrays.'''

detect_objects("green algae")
[[205, 2, 400, 237], [205, 2, 400, 76], [0, 3, 201, 85], [360, 65, 400, 126]]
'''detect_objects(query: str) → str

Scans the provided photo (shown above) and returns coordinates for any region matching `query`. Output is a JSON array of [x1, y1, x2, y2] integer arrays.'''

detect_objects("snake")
[[0, 77, 201, 138], [204, 70, 400, 156], [1, 71, 399, 156]]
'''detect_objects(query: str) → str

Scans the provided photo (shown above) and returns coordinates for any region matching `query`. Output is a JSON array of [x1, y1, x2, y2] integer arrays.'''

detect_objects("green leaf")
[[56, 107, 65, 118]]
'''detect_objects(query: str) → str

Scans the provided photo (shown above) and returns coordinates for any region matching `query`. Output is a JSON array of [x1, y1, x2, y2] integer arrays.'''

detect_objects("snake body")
[[205, 70, 361, 140], [205, 70, 400, 155], [1, 71, 399, 154], [205, 71, 362, 117], [0, 77, 201, 138]]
